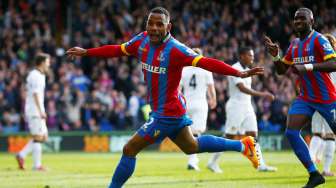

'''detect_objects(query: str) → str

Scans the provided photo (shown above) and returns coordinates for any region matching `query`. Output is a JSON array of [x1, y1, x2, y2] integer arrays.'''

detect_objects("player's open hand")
[[239, 67, 264, 78], [264, 36, 280, 57], [66, 47, 87, 59]]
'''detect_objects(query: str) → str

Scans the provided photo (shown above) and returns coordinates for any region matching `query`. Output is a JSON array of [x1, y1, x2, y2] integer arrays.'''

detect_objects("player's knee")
[[182, 143, 198, 155], [122, 143, 138, 156], [122, 144, 132, 156], [32, 135, 45, 142]]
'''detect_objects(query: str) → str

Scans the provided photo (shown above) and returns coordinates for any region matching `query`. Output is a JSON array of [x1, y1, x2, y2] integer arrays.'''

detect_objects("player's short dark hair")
[[150, 7, 170, 22], [297, 7, 314, 20], [238, 47, 252, 56], [34, 53, 50, 66]]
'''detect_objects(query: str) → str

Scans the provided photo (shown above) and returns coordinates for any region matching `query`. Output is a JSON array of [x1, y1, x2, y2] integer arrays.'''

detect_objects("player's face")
[[293, 11, 312, 34], [146, 13, 171, 45], [42, 58, 50, 74], [241, 50, 254, 66]]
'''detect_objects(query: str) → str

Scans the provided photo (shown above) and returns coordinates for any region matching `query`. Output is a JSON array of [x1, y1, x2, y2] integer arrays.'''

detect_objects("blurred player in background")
[[264, 8, 336, 188], [16, 53, 50, 171], [67, 7, 263, 188], [208, 47, 277, 173], [309, 33, 336, 177], [180, 48, 216, 171]]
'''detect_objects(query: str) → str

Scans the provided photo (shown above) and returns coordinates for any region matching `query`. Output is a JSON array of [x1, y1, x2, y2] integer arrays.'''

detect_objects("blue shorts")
[[288, 98, 336, 133], [137, 115, 193, 144]]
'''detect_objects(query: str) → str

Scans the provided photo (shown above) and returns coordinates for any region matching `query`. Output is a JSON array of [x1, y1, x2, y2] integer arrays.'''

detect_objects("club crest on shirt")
[[157, 52, 165, 62]]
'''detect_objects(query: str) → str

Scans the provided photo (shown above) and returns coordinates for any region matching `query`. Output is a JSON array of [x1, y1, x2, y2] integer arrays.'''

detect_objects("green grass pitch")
[[0, 151, 335, 188]]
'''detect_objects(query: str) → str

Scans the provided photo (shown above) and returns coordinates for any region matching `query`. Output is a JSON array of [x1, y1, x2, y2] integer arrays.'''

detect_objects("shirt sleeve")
[[120, 32, 146, 57], [228, 64, 243, 85], [28, 74, 40, 93], [282, 41, 294, 65], [171, 43, 202, 67], [316, 35, 336, 61], [206, 71, 214, 85]]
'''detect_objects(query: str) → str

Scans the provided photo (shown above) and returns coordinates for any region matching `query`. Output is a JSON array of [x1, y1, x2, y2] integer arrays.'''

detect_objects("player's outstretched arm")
[[66, 45, 125, 59], [196, 56, 264, 78], [236, 83, 275, 101], [264, 36, 290, 74]]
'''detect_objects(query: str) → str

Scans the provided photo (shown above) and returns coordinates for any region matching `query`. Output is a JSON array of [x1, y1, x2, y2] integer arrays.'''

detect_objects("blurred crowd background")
[[1, 0, 335, 134]]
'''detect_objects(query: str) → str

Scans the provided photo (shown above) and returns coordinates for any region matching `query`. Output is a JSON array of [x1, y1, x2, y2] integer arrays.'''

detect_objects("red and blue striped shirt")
[[283, 31, 336, 103], [121, 32, 202, 118]]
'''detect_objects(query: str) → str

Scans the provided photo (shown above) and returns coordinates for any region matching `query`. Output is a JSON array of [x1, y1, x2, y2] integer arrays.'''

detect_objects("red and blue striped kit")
[[283, 31, 336, 103], [121, 32, 202, 118]]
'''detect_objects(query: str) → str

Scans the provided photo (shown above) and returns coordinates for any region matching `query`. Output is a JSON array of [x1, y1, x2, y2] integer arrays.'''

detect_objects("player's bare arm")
[[207, 84, 217, 109], [293, 57, 336, 74], [236, 83, 275, 101], [264, 36, 290, 74]]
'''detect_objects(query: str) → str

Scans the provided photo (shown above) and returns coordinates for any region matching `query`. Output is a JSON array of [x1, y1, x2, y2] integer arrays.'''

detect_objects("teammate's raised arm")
[[264, 35, 290, 74]]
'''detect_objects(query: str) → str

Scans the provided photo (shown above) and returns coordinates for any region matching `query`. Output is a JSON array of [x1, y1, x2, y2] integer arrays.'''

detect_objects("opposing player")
[[264, 8, 336, 188], [208, 47, 277, 173], [67, 7, 263, 188], [16, 53, 50, 171], [180, 48, 217, 171], [309, 33, 336, 177]]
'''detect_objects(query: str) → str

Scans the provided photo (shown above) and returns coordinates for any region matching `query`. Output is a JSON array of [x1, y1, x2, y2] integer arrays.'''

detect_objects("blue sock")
[[109, 155, 136, 188], [285, 129, 317, 173], [197, 135, 243, 152]]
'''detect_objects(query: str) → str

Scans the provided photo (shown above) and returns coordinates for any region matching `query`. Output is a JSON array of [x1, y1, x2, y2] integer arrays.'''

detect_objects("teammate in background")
[[16, 53, 50, 171], [67, 7, 263, 188], [207, 47, 277, 173], [309, 33, 336, 177], [180, 48, 216, 171], [264, 7, 336, 188]]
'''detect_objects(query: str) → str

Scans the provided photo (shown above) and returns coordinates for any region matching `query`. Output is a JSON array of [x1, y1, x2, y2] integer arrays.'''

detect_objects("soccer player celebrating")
[[67, 7, 263, 188], [16, 53, 50, 171], [264, 8, 336, 188], [208, 47, 277, 173], [180, 48, 217, 171], [309, 33, 336, 177]]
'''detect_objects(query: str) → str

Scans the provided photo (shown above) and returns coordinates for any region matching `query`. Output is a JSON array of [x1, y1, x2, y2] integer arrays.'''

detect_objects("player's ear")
[[167, 22, 172, 32]]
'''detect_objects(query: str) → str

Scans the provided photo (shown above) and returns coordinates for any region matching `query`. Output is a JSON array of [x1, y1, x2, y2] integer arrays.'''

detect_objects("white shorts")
[[187, 105, 208, 135], [311, 112, 333, 135], [26, 116, 48, 136], [225, 100, 257, 135]]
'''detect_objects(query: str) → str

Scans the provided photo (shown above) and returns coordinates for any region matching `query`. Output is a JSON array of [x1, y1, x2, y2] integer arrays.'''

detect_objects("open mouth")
[[149, 34, 160, 41]]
